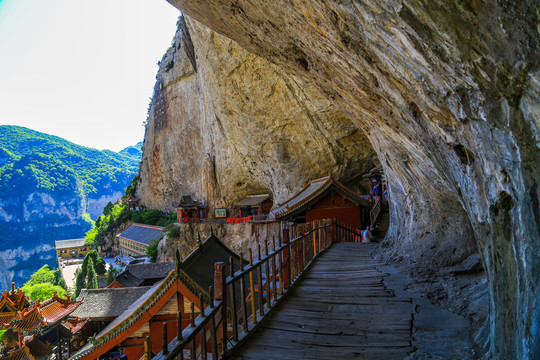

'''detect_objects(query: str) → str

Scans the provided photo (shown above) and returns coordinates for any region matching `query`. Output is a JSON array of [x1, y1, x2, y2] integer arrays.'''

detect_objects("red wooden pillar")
[[177, 208, 183, 222]]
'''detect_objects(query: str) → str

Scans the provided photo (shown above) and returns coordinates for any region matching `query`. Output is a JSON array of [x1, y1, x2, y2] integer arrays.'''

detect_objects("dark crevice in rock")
[[181, 15, 197, 72], [489, 191, 514, 217], [452, 144, 475, 165]]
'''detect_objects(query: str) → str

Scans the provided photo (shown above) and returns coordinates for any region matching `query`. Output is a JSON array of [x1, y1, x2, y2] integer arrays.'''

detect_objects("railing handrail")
[[370, 197, 382, 226], [152, 219, 335, 360]]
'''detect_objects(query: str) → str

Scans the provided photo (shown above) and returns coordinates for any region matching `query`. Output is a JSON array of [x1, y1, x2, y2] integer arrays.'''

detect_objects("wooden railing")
[[334, 221, 361, 243], [150, 219, 334, 360], [370, 197, 382, 227]]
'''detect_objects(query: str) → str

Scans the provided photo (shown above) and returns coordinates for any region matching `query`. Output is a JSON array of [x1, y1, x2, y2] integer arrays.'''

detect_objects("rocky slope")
[[0, 126, 141, 288], [138, 1, 539, 358]]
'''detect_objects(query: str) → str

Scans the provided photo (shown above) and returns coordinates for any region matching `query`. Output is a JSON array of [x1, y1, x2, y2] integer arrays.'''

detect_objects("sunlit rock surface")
[[138, 18, 376, 211], [137, 1, 540, 358]]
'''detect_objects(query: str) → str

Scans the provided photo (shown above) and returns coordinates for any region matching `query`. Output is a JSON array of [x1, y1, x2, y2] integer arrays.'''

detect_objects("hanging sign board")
[[215, 208, 227, 218]]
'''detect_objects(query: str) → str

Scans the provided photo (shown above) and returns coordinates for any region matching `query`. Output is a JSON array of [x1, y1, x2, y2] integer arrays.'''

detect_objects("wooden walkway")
[[231, 243, 414, 360]]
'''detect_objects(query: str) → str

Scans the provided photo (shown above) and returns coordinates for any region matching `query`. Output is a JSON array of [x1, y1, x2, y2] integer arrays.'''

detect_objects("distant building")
[[272, 174, 372, 229], [108, 262, 175, 288], [176, 195, 207, 222], [124, 195, 140, 210], [55, 239, 89, 259], [116, 224, 164, 257], [234, 194, 273, 219]]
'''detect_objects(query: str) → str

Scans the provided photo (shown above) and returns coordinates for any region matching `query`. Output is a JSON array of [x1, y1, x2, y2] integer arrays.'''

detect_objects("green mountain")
[[0, 125, 141, 288]]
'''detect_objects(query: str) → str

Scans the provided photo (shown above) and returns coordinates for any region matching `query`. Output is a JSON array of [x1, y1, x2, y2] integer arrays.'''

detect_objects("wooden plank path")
[[230, 243, 414, 360]]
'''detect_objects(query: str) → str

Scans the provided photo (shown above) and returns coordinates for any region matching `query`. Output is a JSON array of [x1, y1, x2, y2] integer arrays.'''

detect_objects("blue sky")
[[0, 0, 179, 151]]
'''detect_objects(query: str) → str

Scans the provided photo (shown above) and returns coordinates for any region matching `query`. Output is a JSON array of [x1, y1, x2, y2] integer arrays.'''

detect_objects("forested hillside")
[[0, 125, 141, 288]]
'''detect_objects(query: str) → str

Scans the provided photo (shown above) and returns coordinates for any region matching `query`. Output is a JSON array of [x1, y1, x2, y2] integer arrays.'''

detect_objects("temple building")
[[55, 239, 89, 260], [68, 234, 244, 360], [124, 195, 140, 210], [1, 290, 82, 359], [234, 194, 273, 219], [176, 195, 207, 222], [272, 174, 372, 229], [108, 262, 175, 288], [116, 223, 164, 257]]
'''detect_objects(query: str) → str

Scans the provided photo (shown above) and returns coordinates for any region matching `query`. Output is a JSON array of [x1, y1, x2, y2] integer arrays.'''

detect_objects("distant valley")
[[0, 125, 141, 288]]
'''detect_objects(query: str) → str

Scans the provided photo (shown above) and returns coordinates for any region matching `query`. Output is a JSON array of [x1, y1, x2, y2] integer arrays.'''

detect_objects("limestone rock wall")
[[157, 222, 281, 264], [157, 1, 539, 359], [138, 18, 376, 213]]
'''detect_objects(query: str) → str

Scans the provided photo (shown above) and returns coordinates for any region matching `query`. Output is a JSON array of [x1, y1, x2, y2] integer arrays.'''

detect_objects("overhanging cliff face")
[[144, 1, 539, 358], [139, 18, 377, 211]]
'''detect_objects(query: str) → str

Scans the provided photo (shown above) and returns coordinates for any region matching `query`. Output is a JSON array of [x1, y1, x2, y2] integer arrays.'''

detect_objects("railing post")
[[214, 262, 225, 301], [144, 336, 152, 360], [313, 221, 318, 255], [282, 226, 290, 289], [248, 249, 257, 324], [257, 243, 264, 316], [190, 302, 196, 327], [271, 237, 277, 302], [213, 262, 226, 355], [177, 310, 183, 340], [264, 239, 271, 307], [229, 257, 238, 342], [162, 322, 169, 355], [209, 286, 214, 308]]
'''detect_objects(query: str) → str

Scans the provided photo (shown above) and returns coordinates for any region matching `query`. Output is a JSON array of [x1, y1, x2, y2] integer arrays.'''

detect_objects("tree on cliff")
[[103, 201, 114, 216], [74, 269, 86, 298], [105, 268, 115, 286], [21, 265, 67, 301], [81, 250, 106, 276], [86, 258, 98, 290], [146, 239, 159, 263]]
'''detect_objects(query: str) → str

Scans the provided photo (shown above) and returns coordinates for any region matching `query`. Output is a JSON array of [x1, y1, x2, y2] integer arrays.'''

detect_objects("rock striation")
[[138, 1, 539, 358], [138, 18, 376, 213]]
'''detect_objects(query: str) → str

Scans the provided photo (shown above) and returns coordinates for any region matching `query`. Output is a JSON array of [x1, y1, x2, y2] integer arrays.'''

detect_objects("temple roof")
[[61, 317, 89, 334], [272, 175, 371, 220], [113, 262, 175, 288], [70, 281, 165, 359], [71, 287, 150, 320], [4, 293, 81, 332], [39, 293, 81, 324], [6, 306, 45, 331], [177, 195, 205, 208], [181, 234, 245, 293], [0, 285, 30, 312], [116, 223, 164, 246], [26, 336, 52, 359], [124, 195, 140, 203], [54, 238, 86, 250], [235, 194, 271, 207], [1, 345, 33, 360], [0, 311, 17, 326]]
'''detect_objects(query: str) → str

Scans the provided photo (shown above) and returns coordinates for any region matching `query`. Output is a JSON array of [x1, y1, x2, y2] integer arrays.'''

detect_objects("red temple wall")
[[107, 280, 123, 289], [305, 192, 362, 228], [260, 199, 274, 214], [307, 206, 361, 229]]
